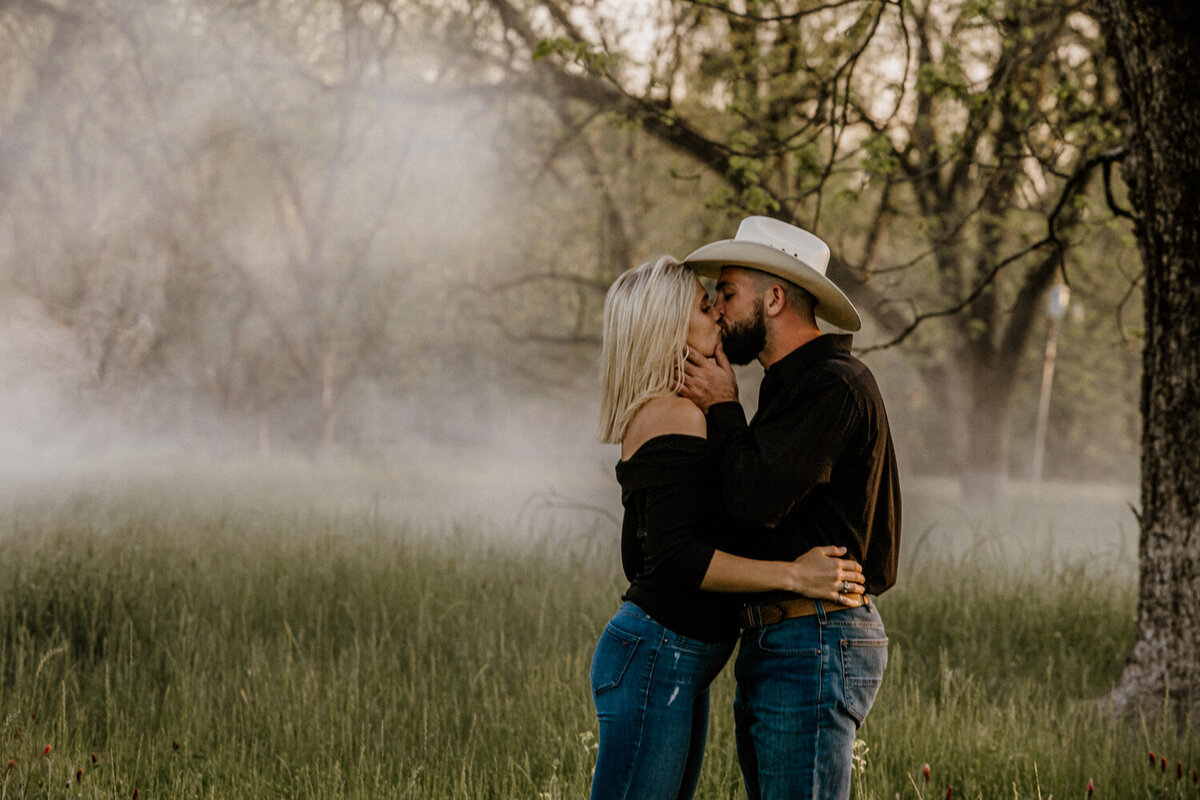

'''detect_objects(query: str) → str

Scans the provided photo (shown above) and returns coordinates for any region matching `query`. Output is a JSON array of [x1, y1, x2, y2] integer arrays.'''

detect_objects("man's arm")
[[704, 377, 859, 531]]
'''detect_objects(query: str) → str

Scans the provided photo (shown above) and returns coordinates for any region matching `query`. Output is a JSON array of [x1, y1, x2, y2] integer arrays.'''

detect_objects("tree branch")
[[861, 145, 1128, 353], [680, 0, 888, 24]]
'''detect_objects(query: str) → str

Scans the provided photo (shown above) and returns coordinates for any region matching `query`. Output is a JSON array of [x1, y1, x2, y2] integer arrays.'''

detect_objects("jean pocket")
[[753, 623, 821, 656], [591, 624, 641, 696], [840, 637, 888, 725], [665, 629, 725, 655]]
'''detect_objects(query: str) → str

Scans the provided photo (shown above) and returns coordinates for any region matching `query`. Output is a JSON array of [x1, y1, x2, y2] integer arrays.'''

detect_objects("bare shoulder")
[[622, 395, 706, 459]]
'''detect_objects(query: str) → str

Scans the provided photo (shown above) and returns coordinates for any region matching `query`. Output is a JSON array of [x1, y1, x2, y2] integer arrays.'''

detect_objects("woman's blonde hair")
[[598, 255, 697, 443]]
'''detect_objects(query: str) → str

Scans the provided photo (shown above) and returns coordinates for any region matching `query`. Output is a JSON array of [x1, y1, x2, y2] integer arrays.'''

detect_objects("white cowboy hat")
[[683, 216, 861, 331]]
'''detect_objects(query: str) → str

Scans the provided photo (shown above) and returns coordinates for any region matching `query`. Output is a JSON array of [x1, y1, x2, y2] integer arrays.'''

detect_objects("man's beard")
[[720, 306, 766, 365]]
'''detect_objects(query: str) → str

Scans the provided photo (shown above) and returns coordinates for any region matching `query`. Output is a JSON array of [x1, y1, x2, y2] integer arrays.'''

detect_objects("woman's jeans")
[[588, 602, 735, 800], [734, 600, 888, 800]]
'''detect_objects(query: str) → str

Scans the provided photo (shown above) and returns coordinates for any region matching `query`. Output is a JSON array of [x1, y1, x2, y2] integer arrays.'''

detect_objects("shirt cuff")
[[706, 401, 747, 433]]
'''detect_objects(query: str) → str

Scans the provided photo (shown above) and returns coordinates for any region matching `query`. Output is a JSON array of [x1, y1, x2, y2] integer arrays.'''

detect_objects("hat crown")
[[735, 217, 830, 277]]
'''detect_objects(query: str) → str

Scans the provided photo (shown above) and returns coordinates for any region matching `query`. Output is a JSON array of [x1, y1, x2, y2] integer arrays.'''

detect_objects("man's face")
[[714, 267, 767, 366]]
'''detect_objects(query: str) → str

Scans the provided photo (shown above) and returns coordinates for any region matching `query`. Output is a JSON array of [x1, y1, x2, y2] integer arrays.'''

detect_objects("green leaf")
[[741, 186, 779, 214], [861, 131, 900, 176]]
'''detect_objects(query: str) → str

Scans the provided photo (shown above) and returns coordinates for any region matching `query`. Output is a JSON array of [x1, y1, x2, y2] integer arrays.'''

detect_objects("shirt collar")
[[767, 333, 853, 378], [760, 333, 854, 401]]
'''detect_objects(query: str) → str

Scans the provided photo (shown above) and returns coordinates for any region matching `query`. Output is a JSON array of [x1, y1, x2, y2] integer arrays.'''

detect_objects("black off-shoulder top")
[[614, 434, 740, 642]]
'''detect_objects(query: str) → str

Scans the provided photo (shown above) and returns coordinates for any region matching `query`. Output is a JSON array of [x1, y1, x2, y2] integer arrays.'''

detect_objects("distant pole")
[[1031, 282, 1070, 485]]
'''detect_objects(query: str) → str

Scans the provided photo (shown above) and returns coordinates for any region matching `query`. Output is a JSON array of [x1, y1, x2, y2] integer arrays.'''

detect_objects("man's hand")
[[680, 342, 739, 412]]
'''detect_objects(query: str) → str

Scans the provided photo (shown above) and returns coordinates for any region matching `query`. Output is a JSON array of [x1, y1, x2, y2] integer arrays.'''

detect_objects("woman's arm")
[[700, 545, 865, 605], [624, 396, 864, 605]]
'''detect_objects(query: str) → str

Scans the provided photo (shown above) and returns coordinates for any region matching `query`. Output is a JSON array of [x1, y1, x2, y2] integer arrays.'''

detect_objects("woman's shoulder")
[[622, 396, 706, 461], [631, 395, 706, 438]]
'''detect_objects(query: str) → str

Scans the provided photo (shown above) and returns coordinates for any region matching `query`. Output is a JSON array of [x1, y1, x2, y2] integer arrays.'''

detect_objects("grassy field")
[[0, 466, 1195, 799]]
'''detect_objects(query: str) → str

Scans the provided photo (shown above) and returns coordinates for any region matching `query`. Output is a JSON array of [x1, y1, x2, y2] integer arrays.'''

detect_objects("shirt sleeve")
[[636, 455, 717, 589], [705, 377, 860, 530]]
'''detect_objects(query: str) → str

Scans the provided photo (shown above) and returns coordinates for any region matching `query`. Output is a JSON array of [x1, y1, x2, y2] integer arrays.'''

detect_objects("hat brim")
[[684, 240, 862, 331]]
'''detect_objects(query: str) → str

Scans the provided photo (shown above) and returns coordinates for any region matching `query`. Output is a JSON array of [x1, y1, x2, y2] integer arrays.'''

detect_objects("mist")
[[0, 0, 1140, 560], [0, 4, 593, 502]]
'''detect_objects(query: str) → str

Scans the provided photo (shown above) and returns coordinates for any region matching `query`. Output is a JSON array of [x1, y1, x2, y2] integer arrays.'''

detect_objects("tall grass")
[[0, 479, 1194, 799]]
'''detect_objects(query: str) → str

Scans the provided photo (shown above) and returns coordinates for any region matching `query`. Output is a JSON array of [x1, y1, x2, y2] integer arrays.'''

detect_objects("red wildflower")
[[37, 745, 51, 760], [1179, 762, 1185, 779], [5, 759, 14, 776], [132, 789, 139, 800], [1162, 756, 1167, 772], [91, 753, 98, 764], [1087, 778, 1094, 797], [1150, 751, 1157, 766], [922, 764, 931, 783], [29, 713, 36, 720], [173, 740, 180, 751], [945, 786, 953, 799], [76, 768, 83, 783]]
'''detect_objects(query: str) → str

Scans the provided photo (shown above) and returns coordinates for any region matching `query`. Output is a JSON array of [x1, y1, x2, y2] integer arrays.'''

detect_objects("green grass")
[[0, 473, 1194, 799]]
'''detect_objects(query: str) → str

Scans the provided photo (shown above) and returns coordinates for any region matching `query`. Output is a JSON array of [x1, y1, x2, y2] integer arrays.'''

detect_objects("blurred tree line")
[[0, 0, 1142, 495]]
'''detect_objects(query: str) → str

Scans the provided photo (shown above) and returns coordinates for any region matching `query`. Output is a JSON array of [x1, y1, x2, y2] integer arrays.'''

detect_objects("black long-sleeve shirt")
[[616, 435, 740, 642], [706, 334, 901, 597]]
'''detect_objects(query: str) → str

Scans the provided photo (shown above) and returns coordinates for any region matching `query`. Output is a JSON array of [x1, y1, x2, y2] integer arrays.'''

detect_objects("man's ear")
[[763, 284, 787, 318]]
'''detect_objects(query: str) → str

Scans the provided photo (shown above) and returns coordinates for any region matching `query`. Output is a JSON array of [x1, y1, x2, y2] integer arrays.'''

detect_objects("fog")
[[0, 3, 628, 537], [0, 1, 1140, 564]]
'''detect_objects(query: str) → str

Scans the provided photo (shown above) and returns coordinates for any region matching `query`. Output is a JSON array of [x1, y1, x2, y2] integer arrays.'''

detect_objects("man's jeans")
[[734, 600, 888, 800], [589, 602, 735, 800]]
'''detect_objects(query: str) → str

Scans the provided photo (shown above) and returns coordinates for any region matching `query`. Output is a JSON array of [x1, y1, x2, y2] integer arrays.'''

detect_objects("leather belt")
[[738, 596, 867, 630]]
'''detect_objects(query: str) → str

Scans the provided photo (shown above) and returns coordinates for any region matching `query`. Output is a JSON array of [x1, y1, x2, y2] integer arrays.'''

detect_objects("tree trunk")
[[320, 350, 341, 454], [962, 363, 1014, 502], [1095, 0, 1200, 717], [0, 4, 82, 218]]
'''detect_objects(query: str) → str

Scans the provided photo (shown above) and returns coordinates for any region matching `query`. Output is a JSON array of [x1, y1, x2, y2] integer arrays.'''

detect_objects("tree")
[[839, 0, 1128, 499], [1092, 0, 1200, 717], [480, 0, 1134, 498], [0, 0, 521, 453]]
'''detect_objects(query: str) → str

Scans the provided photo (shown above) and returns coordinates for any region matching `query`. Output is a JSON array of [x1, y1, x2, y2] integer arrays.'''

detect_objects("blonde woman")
[[590, 256, 865, 800]]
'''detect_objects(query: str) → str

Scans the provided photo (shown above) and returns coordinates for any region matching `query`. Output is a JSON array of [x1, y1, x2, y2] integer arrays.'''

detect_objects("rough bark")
[[1095, 0, 1200, 717]]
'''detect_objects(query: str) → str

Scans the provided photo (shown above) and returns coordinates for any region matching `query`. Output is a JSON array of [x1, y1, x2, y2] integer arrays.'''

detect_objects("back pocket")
[[841, 637, 888, 724], [591, 624, 641, 696]]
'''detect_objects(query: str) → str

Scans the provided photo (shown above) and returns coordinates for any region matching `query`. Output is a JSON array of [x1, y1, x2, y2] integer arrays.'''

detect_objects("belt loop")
[[748, 604, 763, 629], [814, 599, 829, 625]]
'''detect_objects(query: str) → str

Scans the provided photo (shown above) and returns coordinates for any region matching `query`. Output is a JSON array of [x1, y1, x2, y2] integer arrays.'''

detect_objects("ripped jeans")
[[588, 602, 735, 800]]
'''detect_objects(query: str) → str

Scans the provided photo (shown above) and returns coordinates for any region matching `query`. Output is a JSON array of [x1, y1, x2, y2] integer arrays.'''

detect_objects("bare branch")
[[1102, 159, 1136, 221], [680, 0, 887, 24], [1115, 269, 1145, 347], [858, 237, 1055, 353], [860, 144, 1131, 353]]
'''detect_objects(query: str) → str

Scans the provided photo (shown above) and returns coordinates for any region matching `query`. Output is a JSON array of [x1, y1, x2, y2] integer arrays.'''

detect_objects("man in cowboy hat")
[[680, 216, 901, 800]]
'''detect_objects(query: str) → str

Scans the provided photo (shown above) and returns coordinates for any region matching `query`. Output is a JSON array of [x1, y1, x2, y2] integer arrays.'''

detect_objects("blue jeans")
[[734, 600, 888, 800], [588, 602, 735, 800]]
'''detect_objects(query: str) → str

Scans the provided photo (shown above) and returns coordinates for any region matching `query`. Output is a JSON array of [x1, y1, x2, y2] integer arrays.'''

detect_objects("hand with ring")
[[787, 545, 866, 606]]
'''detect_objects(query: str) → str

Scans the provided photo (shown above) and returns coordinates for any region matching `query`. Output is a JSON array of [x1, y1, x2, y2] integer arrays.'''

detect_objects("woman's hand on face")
[[788, 545, 865, 606]]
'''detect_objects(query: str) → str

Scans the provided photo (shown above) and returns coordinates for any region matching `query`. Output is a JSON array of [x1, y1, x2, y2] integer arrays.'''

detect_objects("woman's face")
[[685, 279, 720, 359]]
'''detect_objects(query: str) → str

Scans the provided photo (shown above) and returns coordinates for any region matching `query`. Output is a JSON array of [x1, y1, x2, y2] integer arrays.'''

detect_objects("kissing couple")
[[590, 216, 901, 800]]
